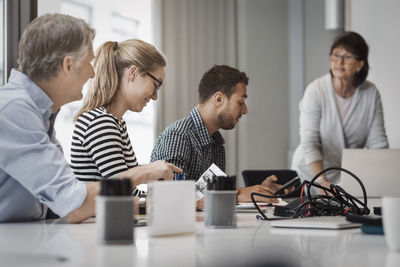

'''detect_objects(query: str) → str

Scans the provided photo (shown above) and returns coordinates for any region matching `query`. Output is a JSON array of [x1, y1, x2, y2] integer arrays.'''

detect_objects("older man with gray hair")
[[0, 14, 178, 223]]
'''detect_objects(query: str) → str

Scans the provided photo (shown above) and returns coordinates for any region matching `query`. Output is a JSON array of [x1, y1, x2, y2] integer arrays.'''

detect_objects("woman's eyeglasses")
[[330, 53, 358, 64], [145, 72, 163, 91]]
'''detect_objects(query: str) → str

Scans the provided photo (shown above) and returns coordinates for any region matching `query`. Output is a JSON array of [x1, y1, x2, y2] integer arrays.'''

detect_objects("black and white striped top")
[[71, 107, 140, 195]]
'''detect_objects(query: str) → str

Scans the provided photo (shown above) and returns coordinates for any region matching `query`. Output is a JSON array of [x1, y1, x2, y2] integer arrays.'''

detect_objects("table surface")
[[0, 199, 396, 267]]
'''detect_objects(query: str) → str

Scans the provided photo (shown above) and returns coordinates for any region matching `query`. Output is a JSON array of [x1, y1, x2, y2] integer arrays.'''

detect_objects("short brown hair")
[[18, 13, 95, 82], [198, 65, 249, 103]]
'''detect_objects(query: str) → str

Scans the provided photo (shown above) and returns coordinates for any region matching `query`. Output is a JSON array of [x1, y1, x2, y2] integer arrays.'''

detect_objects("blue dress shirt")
[[0, 69, 86, 222]]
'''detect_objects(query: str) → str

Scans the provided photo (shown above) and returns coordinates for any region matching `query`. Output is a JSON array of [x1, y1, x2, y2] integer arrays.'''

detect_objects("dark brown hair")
[[330, 31, 369, 87], [198, 65, 249, 103]]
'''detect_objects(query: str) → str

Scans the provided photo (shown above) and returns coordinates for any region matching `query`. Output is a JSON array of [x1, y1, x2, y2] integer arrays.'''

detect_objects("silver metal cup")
[[204, 190, 237, 228], [96, 196, 134, 244]]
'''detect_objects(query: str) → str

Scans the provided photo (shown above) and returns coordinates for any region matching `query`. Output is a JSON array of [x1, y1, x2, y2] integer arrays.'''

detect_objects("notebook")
[[236, 202, 268, 213], [339, 149, 400, 197], [236, 202, 269, 209], [270, 216, 361, 230], [236, 199, 288, 210]]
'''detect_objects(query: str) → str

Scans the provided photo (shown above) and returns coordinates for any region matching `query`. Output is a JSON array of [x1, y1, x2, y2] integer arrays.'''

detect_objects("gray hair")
[[18, 13, 95, 82]]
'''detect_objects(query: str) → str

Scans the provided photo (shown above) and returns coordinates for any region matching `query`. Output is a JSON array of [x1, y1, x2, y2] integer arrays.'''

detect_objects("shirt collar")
[[212, 130, 225, 146], [190, 107, 224, 147], [8, 69, 53, 117]]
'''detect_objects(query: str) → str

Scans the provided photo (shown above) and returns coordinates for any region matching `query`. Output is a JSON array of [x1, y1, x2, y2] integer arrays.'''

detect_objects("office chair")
[[242, 169, 300, 197]]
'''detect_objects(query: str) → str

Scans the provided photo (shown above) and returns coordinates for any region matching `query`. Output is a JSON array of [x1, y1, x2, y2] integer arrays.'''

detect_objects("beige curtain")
[[153, 0, 239, 177]]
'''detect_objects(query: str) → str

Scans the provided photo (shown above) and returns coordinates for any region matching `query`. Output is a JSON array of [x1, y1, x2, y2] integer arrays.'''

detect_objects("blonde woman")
[[71, 39, 181, 196]]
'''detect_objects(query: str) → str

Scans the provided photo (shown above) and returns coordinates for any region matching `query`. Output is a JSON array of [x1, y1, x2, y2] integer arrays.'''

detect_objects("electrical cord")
[[251, 167, 370, 220]]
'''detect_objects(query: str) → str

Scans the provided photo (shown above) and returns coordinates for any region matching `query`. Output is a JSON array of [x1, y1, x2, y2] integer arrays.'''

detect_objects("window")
[[0, 0, 3, 85], [38, 0, 155, 164]]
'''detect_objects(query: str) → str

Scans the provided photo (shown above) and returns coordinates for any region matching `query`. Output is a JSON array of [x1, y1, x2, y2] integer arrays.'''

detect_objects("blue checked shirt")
[[0, 69, 86, 222], [151, 107, 225, 180]]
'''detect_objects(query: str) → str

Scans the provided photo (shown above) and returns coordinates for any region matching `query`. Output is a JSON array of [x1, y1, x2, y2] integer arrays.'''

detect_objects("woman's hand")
[[118, 160, 182, 187], [316, 176, 333, 195], [145, 160, 183, 182]]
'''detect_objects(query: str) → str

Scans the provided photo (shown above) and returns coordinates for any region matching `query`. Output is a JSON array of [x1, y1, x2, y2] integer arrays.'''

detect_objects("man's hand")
[[196, 197, 205, 210], [260, 175, 282, 191], [262, 175, 296, 195], [65, 183, 100, 223], [237, 184, 279, 203], [237, 174, 299, 203]]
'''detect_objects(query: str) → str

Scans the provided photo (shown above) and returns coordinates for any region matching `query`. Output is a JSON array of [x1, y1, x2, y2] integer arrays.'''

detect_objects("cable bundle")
[[251, 167, 370, 220]]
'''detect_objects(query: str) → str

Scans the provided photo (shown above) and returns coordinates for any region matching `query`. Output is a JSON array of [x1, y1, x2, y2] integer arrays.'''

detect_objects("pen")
[[176, 173, 184, 180]]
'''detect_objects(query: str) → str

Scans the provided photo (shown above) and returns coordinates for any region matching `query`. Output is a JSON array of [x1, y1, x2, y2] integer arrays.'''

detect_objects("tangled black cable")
[[251, 167, 370, 220]]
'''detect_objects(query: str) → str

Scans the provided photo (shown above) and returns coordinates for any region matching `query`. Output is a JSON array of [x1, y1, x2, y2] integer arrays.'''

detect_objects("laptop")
[[339, 149, 400, 197], [270, 216, 360, 230]]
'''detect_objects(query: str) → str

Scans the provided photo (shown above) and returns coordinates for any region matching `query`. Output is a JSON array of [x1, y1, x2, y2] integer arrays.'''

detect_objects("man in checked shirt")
[[151, 65, 287, 209]]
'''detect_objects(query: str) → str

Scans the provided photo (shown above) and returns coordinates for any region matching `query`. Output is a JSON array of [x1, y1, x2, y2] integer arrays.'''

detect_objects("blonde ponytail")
[[74, 39, 166, 121]]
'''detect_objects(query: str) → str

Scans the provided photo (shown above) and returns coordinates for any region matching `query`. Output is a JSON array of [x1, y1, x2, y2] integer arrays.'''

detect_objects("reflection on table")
[[0, 211, 391, 267]]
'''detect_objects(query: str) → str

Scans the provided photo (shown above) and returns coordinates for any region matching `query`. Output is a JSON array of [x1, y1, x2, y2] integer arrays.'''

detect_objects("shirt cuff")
[[304, 150, 323, 165], [50, 180, 87, 218]]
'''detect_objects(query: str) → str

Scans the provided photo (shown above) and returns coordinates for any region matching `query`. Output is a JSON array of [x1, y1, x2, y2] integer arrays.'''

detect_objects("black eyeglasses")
[[330, 53, 358, 64], [145, 72, 163, 91]]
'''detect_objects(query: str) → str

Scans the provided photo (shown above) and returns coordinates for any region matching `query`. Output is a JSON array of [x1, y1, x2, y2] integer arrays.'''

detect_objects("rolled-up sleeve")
[[299, 84, 323, 165], [0, 99, 86, 218]]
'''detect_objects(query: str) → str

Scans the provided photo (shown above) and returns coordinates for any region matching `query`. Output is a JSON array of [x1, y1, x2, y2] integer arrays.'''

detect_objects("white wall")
[[287, 0, 343, 168], [38, 0, 60, 14], [155, 0, 239, 176], [304, 0, 343, 85], [349, 0, 400, 148], [236, 0, 290, 185], [234, 0, 345, 184], [288, 0, 304, 165]]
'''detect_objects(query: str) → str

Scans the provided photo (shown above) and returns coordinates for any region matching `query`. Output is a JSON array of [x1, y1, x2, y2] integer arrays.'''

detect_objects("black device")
[[346, 214, 383, 235], [346, 214, 382, 226], [251, 167, 370, 221], [373, 206, 382, 215], [274, 176, 301, 196], [207, 176, 236, 191], [274, 197, 303, 217], [242, 170, 298, 187]]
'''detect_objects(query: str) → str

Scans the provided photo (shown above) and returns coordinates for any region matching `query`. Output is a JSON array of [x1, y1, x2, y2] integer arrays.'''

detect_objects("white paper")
[[147, 181, 196, 236], [194, 163, 227, 201]]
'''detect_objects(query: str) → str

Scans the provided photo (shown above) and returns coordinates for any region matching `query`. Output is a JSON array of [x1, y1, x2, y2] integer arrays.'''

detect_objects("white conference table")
[[0, 203, 395, 267]]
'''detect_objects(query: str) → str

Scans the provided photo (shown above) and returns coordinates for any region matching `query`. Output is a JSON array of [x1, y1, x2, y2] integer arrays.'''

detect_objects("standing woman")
[[291, 32, 388, 188], [71, 39, 179, 195]]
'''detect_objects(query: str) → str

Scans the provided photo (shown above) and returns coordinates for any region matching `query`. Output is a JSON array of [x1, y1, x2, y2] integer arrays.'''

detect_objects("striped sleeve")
[[71, 109, 142, 197], [71, 112, 101, 179]]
